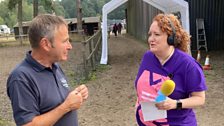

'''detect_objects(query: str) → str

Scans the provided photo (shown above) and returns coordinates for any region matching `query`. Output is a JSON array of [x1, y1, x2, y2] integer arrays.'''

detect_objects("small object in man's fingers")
[[75, 87, 81, 92], [79, 84, 87, 91], [74, 91, 79, 95]]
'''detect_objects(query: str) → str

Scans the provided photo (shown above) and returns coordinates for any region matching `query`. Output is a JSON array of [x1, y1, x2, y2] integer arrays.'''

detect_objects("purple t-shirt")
[[135, 49, 207, 126]]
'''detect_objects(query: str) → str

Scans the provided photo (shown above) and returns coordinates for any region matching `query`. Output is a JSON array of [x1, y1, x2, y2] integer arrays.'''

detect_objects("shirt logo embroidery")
[[60, 78, 69, 88]]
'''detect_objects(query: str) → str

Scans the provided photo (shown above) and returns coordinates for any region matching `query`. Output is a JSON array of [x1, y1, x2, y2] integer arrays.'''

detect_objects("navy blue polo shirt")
[[7, 51, 78, 126]]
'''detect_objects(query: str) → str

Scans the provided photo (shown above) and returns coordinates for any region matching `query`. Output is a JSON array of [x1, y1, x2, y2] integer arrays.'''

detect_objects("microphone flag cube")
[[155, 80, 175, 102]]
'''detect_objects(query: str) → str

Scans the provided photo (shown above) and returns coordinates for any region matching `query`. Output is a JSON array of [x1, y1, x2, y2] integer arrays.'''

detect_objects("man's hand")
[[63, 90, 83, 112], [24, 90, 84, 126], [75, 84, 88, 100]]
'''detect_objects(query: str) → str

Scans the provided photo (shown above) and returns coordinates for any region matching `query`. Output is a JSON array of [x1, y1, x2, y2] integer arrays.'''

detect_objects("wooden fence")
[[0, 34, 29, 46], [0, 31, 102, 83], [80, 29, 102, 80]]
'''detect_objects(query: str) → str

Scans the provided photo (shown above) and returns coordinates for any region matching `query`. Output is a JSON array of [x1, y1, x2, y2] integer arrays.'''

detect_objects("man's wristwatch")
[[176, 100, 182, 110]]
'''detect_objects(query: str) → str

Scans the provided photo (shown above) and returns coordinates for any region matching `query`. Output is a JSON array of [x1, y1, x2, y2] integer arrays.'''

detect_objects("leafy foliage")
[[8, 0, 18, 10], [60, 0, 126, 19], [0, 17, 4, 24], [0, 0, 17, 27], [1, 0, 126, 28], [108, 3, 126, 19], [40, 0, 54, 13], [61, 0, 76, 18]]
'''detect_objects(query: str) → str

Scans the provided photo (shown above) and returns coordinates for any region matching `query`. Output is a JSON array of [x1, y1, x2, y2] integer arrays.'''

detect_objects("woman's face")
[[148, 21, 170, 54]]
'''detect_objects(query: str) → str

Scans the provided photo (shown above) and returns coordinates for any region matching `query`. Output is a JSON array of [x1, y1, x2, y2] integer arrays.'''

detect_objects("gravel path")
[[0, 34, 223, 126]]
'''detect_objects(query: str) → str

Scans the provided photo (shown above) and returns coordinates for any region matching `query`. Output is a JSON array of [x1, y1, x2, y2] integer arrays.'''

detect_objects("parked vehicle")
[[0, 25, 10, 34]]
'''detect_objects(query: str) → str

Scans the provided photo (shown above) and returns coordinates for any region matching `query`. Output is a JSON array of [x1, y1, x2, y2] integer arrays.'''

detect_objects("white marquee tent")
[[100, 0, 189, 64]]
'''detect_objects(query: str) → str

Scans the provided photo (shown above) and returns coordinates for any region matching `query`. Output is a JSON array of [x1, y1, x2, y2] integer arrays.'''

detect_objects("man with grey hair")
[[7, 14, 88, 126]]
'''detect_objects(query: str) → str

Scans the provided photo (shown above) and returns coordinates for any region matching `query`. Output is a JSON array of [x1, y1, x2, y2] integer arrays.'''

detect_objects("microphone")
[[155, 80, 175, 102]]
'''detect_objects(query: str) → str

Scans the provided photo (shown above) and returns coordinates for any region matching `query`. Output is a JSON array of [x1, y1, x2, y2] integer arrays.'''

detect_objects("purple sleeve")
[[185, 63, 207, 93]]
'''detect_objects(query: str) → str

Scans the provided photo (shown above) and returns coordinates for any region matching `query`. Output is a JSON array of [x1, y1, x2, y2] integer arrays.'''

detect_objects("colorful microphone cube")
[[155, 80, 175, 102]]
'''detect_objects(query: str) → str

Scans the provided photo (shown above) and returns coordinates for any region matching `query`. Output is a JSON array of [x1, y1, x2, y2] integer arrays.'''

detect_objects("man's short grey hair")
[[28, 14, 67, 48]]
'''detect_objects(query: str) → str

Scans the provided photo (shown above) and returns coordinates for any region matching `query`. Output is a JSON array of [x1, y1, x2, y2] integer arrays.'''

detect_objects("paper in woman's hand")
[[140, 101, 167, 121]]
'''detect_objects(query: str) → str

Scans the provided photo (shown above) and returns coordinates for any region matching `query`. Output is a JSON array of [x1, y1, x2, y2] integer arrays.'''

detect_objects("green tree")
[[8, 0, 32, 21], [23, 1, 33, 21], [8, 0, 23, 44], [33, 0, 38, 17], [0, 17, 4, 24], [61, 0, 76, 18], [81, 0, 96, 17], [52, 1, 65, 17], [40, 0, 54, 14], [6, 13, 17, 28], [108, 4, 126, 19], [38, 5, 47, 14], [60, 0, 108, 18], [0, 0, 17, 28]]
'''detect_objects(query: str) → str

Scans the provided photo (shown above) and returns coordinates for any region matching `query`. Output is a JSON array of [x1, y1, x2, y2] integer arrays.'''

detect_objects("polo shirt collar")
[[25, 51, 58, 72]]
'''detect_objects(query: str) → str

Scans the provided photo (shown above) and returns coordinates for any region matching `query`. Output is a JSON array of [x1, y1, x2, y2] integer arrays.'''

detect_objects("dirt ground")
[[0, 33, 223, 126]]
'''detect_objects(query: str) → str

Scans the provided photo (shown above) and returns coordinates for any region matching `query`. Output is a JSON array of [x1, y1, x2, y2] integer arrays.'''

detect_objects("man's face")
[[49, 24, 72, 62]]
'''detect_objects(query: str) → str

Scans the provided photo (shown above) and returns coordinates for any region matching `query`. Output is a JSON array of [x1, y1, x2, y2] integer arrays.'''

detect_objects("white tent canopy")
[[100, 0, 189, 64]]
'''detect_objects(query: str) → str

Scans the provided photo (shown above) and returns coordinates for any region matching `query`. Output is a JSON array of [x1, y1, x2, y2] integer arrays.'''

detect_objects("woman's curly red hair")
[[153, 13, 191, 52]]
